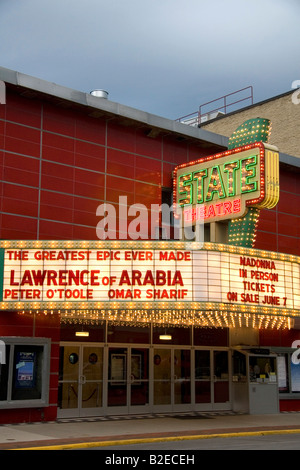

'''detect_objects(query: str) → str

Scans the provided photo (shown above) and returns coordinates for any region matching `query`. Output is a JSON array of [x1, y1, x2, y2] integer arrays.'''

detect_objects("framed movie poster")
[[15, 351, 36, 389], [110, 354, 126, 384]]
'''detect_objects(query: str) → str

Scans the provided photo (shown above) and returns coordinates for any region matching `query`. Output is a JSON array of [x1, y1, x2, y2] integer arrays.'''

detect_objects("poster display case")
[[232, 347, 279, 414], [0, 337, 50, 408]]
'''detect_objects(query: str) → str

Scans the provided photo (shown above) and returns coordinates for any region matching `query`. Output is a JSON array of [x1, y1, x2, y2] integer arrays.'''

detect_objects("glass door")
[[58, 343, 104, 418], [195, 350, 211, 408], [107, 347, 127, 409], [58, 345, 80, 417], [194, 349, 230, 411], [174, 349, 191, 407], [130, 347, 149, 411], [153, 348, 191, 411], [153, 348, 172, 409], [213, 350, 230, 409], [81, 346, 103, 415], [107, 346, 150, 414]]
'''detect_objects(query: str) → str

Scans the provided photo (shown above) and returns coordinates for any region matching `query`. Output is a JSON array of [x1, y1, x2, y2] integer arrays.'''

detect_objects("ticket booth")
[[232, 347, 279, 414]]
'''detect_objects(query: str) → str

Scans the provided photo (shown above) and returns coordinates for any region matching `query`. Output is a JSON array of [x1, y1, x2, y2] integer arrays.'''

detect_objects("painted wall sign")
[[173, 142, 280, 224]]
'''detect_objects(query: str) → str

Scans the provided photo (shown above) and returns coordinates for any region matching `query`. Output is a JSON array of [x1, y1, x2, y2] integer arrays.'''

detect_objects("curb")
[[13, 428, 300, 450]]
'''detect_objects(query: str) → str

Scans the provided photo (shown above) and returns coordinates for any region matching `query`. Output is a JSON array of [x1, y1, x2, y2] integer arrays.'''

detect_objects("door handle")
[[79, 375, 86, 385]]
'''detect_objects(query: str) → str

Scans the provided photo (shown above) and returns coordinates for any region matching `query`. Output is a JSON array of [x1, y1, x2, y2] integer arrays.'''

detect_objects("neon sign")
[[173, 142, 280, 224]]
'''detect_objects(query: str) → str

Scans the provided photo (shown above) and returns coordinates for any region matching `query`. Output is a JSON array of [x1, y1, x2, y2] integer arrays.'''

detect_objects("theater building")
[[0, 67, 300, 423]]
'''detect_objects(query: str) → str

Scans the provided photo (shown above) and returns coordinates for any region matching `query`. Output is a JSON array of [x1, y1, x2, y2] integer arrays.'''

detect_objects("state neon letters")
[[173, 142, 279, 223]]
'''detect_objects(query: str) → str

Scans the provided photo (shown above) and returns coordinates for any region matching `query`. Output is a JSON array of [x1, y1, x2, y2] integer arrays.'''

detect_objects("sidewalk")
[[1, 411, 300, 450]]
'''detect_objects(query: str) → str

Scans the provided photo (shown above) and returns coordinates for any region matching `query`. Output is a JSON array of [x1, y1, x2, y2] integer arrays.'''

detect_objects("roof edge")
[[279, 151, 300, 169], [199, 89, 295, 127], [0, 66, 228, 149]]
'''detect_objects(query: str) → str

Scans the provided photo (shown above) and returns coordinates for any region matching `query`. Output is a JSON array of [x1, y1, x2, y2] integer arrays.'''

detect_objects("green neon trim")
[[178, 173, 193, 206]]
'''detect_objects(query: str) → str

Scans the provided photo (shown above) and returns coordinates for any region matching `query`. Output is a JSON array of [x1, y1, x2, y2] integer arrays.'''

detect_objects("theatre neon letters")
[[173, 142, 280, 224]]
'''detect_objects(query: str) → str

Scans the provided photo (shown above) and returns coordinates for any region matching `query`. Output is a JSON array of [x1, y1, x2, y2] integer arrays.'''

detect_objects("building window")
[[0, 338, 50, 408]]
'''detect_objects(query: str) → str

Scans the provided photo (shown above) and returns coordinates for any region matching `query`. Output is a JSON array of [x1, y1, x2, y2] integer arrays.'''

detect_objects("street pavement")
[[1, 411, 300, 450]]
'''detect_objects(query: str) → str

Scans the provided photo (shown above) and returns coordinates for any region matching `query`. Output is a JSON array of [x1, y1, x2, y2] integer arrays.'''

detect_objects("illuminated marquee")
[[173, 142, 280, 224], [0, 241, 299, 320]]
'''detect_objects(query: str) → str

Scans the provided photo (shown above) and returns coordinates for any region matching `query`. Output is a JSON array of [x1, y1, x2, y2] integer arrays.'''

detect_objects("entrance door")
[[195, 349, 230, 410], [58, 344, 104, 418], [58, 344, 230, 417], [213, 350, 230, 409], [153, 348, 191, 411], [107, 346, 150, 414]]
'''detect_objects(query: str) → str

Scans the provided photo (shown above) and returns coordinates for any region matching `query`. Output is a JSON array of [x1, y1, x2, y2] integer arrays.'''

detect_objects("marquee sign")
[[0, 242, 299, 319], [173, 142, 280, 224]]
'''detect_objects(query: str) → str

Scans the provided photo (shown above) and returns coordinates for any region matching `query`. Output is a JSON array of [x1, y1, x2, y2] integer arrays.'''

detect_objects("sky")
[[0, 0, 299, 120]]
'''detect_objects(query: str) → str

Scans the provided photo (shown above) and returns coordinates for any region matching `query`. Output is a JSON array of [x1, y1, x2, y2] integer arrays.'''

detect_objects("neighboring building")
[[0, 67, 299, 423], [200, 89, 300, 158]]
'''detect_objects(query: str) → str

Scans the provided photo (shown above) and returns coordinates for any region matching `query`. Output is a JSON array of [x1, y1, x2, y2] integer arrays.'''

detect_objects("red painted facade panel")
[[4, 155, 40, 187], [135, 129, 163, 159], [162, 138, 189, 164], [6, 121, 40, 146], [38, 219, 74, 240], [41, 162, 74, 194], [5, 137, 40, 159], [74, 179, 105, 200], [1, 213, 37, 239], [257, 209, 277, 234], [106, 174, 134, 205], [2, 197, 38, 218], [0, 407, 57, 424], [107, 122, 136, 153], [5, 92, 42, 128], [278, 235, 300, 256], [34, 314, 60, 341], [135, 156, 161, 185], [75, 114, 106, 145], [3, 182, 38, 203], [43, 105, 76, 137], [75, 140, 105, 172], [259, 327, 300, 348], [73, 210, 98, 228], [40, 189, 74, 210], [278, 169, 300, 195], [72, 224, 98, 240], [43, 132, 75, 166]]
